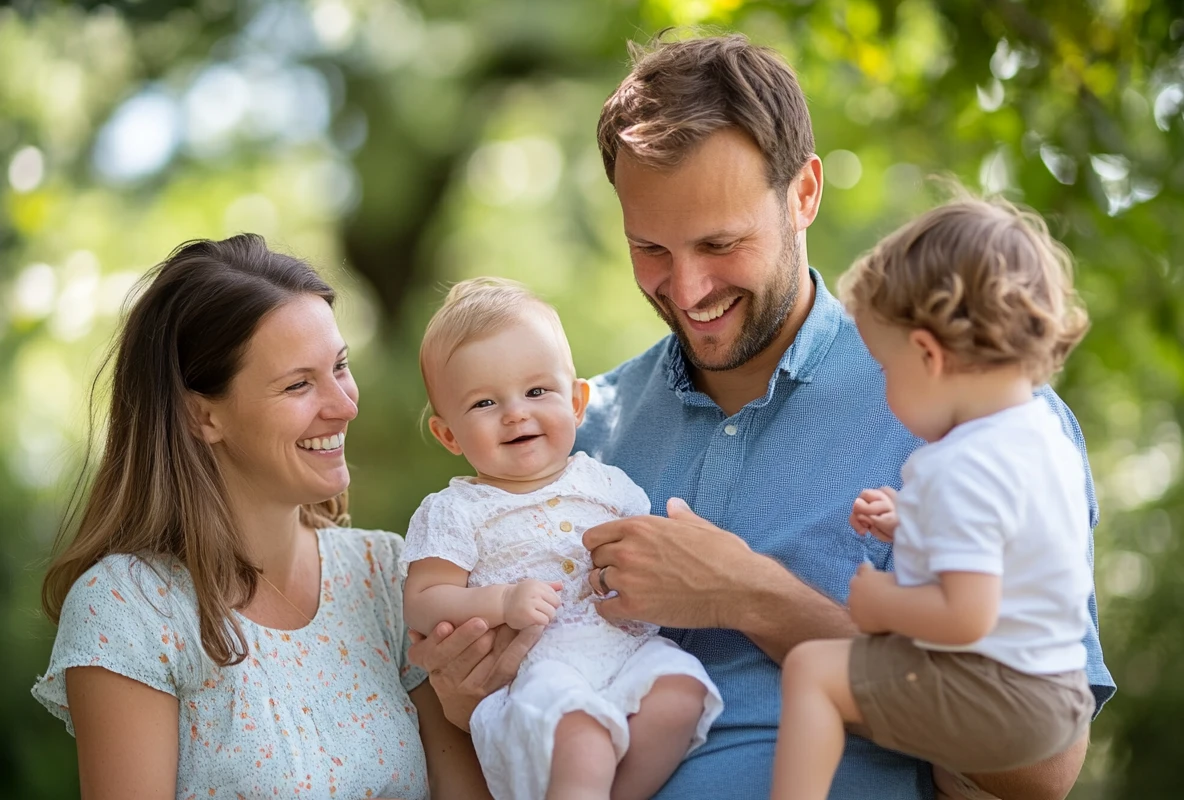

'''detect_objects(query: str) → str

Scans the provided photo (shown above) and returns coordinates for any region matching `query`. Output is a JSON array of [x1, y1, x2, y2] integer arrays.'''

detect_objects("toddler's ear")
[[427, 415, 465, 455], [909, 328, 947, 377], [571, 379, 591, 426]]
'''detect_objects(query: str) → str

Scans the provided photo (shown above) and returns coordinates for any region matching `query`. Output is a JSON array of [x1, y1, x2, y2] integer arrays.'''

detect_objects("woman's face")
[[198, 294, 359, 510]]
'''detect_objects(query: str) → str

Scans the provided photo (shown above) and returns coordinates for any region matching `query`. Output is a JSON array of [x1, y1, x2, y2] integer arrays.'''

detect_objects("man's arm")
[[585, 497, 855, 663]]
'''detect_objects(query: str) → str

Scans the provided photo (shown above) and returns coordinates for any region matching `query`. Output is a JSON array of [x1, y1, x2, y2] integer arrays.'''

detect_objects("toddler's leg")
[[546, 711, 616, 800], [611, 674, 708, 800], [771, 639, 862, 800]]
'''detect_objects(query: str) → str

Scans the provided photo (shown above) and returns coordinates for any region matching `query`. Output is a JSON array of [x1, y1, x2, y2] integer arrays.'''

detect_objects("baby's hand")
[[849, 487, 899, 543], [502, 580, 563, 629]]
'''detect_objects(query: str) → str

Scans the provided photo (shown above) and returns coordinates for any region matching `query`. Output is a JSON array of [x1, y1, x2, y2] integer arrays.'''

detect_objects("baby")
[[400, 278, 722, 800], [772, 198, 1096, 799]]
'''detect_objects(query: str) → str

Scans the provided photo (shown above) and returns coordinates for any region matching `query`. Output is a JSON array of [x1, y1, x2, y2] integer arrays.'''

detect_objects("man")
[[410, 33, 1114, 799]]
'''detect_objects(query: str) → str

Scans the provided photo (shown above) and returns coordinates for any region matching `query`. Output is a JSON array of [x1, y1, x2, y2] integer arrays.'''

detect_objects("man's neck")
[[692, 275, 816, 417]]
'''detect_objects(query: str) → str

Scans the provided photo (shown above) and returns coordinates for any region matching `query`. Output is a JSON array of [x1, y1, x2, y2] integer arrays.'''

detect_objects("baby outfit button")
[[724, 424, 738, 436], [546, 497, 561, 507], [559, 521, 573, 533], [561, 558, 576, 574]]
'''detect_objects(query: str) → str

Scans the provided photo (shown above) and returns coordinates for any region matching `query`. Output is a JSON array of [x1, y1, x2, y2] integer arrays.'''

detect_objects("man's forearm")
[[728, 554, 857, 662]]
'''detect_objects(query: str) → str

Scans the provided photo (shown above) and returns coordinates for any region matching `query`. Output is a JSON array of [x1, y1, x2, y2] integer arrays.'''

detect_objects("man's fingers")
[[594, 595, 626, 621], [582, 518, 628, 553], [478, 625, 541, 693]]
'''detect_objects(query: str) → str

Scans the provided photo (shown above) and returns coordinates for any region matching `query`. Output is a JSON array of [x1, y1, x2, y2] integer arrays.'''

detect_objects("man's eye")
[[526, 387, 547, 398], [705, 241, 734, 252], [633, 244, 666, 256]]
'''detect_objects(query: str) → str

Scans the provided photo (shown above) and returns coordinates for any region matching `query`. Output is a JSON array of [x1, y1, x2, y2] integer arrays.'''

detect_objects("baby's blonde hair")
[[838, 196, 1089, 384], [419, 277, 573, 413]]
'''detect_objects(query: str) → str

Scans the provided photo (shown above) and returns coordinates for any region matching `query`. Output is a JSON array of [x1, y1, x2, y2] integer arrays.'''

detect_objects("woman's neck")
[[225, 488, 312, 584]]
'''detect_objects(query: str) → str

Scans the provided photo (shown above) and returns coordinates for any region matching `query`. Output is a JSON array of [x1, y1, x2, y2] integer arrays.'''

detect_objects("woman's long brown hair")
[[41, 234, 349, 666]]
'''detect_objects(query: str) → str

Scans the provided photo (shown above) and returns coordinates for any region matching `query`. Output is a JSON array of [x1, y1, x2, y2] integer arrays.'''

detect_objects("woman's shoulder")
[[63, 553, 195, 620], [320, 527, 406, 569]]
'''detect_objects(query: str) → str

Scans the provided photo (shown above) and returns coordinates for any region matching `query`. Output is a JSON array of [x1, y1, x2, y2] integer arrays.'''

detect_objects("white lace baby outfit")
[[399, 452, 723, 800], [33, 529, 430, 800]]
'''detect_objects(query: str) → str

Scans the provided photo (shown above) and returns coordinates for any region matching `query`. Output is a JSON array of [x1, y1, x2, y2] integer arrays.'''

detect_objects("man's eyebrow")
[[271, 345, 349, 382]]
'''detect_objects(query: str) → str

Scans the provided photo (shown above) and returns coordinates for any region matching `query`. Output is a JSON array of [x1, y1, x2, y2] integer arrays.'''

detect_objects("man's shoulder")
[[587, 336, 672, 394]]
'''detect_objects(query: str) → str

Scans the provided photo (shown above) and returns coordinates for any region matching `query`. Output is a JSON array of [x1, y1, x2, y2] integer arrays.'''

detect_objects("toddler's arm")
[[404, 557, 562, 635], [848, 565, 1002, 645]]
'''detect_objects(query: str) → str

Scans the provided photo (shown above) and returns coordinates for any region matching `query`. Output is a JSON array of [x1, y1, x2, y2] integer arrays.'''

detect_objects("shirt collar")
[[660, 268, 845, 401]]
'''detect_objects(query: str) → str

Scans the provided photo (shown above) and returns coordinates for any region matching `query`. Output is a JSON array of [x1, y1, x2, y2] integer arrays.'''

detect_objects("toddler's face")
[[855, 311, 957, 443], [428, 315, 587, 487]]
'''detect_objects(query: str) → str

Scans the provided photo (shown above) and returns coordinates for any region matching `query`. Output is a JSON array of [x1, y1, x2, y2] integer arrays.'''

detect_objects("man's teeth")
[[298, 433, 345, 451], [687, 298, 737, 322]]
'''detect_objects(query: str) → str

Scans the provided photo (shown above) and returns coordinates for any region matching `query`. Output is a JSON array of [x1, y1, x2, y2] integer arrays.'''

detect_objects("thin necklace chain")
[[258, 572, 313, 624]]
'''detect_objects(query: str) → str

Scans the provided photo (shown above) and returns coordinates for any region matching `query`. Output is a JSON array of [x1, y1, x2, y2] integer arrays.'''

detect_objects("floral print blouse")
[[32, 528, 429, 800]]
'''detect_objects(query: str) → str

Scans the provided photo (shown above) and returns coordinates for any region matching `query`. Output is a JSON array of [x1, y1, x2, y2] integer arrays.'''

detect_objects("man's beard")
[[642, 230, 801, 372]]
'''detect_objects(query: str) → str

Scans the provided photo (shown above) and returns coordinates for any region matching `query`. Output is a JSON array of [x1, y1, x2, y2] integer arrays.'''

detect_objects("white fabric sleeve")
[[398, 490, 480, 579], [919, 451, 1019, 576], [595, 460, 652, 518], [31, 556, 182, 736]]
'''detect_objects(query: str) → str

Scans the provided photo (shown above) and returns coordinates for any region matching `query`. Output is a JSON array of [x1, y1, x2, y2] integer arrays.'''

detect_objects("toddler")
[[400, 278, 722, 800], [772, 198, 1096, 799]]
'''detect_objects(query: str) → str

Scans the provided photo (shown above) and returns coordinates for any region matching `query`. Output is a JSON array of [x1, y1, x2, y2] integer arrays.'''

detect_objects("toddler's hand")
[[849, 487, 899, 543], [503, 580, 563, 629], [848, 562, 895, 635]]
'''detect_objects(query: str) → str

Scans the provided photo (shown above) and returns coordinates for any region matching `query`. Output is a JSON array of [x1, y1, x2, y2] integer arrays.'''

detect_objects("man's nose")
[[666, 252, 714, 310]]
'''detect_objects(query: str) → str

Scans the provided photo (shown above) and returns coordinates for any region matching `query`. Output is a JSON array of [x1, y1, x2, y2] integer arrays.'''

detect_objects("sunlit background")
[[2, 0, 1182, 796]]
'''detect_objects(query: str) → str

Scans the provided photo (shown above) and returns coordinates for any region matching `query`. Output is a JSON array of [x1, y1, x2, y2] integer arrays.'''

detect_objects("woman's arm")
[[409, 680, 492, 799], [66, 666, 179, 800], [403, 558, 560, 635]]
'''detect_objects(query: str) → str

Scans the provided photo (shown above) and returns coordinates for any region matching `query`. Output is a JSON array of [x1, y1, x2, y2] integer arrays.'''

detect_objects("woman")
[[32, 234, 490, 799]]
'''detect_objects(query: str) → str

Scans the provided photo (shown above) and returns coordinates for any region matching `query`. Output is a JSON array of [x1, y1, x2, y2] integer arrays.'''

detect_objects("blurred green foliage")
[[2, 0, 1182, 796]]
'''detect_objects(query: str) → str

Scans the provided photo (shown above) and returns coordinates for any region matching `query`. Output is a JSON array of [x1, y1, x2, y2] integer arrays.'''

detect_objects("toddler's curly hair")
[[838, 197, 1089, 384]]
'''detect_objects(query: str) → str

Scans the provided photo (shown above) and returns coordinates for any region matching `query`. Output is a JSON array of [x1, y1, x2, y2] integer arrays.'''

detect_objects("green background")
[[2, 0, 1182, 796]]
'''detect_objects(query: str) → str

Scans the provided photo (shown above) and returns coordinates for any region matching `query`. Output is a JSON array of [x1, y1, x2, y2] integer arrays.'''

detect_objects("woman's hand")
[[407, 618, 542, 731]]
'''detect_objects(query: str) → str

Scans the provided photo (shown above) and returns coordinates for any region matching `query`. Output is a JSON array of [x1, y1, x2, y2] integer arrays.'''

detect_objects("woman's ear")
[[186, 393, 224, 445], [909, 329, 947, 378], [428, 415, 465, 456], [571, 379, 591, 427]]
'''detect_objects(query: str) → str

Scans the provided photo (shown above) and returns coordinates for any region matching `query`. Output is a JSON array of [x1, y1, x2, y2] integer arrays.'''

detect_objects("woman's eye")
[[335, 360, 350, 372], [526, 387, 547, 398], [285, 381, 309, 392]]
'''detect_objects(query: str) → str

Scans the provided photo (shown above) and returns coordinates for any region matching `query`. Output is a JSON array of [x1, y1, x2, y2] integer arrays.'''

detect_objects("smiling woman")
[[30, 235, 491, 800]]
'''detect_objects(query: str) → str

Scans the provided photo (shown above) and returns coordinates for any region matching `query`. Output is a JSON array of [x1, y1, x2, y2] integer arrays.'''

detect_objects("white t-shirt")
[[892, 399, 1091, 675]]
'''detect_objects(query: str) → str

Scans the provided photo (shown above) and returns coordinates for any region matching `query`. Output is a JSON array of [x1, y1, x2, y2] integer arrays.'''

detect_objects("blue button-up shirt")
[[575, 270, 1115, 800]]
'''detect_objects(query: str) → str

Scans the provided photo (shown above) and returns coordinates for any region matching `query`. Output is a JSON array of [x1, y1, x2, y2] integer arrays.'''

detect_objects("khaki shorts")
[[849, 633, 1093, 774]]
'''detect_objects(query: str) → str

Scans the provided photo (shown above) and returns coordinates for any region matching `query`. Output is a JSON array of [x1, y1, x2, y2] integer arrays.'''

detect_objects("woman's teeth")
[[298, 433, 345, 451], [687, 297, 737, 322]]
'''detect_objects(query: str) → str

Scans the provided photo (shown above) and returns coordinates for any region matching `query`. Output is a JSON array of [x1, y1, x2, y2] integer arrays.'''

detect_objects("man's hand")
[[848, 562, 897, 634], [502, 580, 562, 629], [583, 496, 757, 629], [850, 487, 899, 542], [407, 618, 542, 731]]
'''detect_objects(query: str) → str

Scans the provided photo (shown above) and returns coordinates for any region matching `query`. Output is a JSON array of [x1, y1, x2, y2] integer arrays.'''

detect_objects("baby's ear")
[[427, 415, 465, 455], [909, 328, 947, 377], [571, 379, 591, 427]]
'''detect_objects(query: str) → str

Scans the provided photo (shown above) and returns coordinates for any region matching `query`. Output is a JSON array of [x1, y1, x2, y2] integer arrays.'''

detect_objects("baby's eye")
[[471, 399, 494, 409], [526, 387, 548, 398]]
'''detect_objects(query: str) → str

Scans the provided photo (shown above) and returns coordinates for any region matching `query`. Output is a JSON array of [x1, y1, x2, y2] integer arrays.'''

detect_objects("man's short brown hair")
[[597, 33, 815, 191], [838, 197, 1090, 384]]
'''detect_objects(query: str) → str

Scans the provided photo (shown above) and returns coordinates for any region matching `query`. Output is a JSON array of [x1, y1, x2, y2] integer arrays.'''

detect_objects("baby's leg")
[[771, 639, 862, 800], [546, 711, 616, 800], [610, 674, 708, 800]]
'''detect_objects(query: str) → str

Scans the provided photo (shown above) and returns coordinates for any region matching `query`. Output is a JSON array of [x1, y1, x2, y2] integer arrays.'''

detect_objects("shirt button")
[[546, 497, 561, 507], [724, 424, 738, 436], [561, 558, 576, 574], [559, 521, 573, 533]]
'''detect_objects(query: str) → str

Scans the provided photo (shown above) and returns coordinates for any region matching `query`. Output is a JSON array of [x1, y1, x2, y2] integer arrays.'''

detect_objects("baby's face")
[[429, 315, 586, 487]]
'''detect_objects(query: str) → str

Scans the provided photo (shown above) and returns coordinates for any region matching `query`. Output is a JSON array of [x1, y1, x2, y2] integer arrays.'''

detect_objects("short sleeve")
[[398, 490, 480, 579], [31, 556, 182, 736], [399, 622, 428, 694], [918, 453, 1018, 576], [578, 454, 652, 518]]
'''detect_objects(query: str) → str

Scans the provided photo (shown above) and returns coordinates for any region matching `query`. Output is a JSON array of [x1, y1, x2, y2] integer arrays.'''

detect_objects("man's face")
[[613, 128, 802, 372]]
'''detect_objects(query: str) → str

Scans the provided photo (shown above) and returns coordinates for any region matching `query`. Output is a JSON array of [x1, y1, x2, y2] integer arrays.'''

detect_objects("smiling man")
[[572, 33, 1115, 799]]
